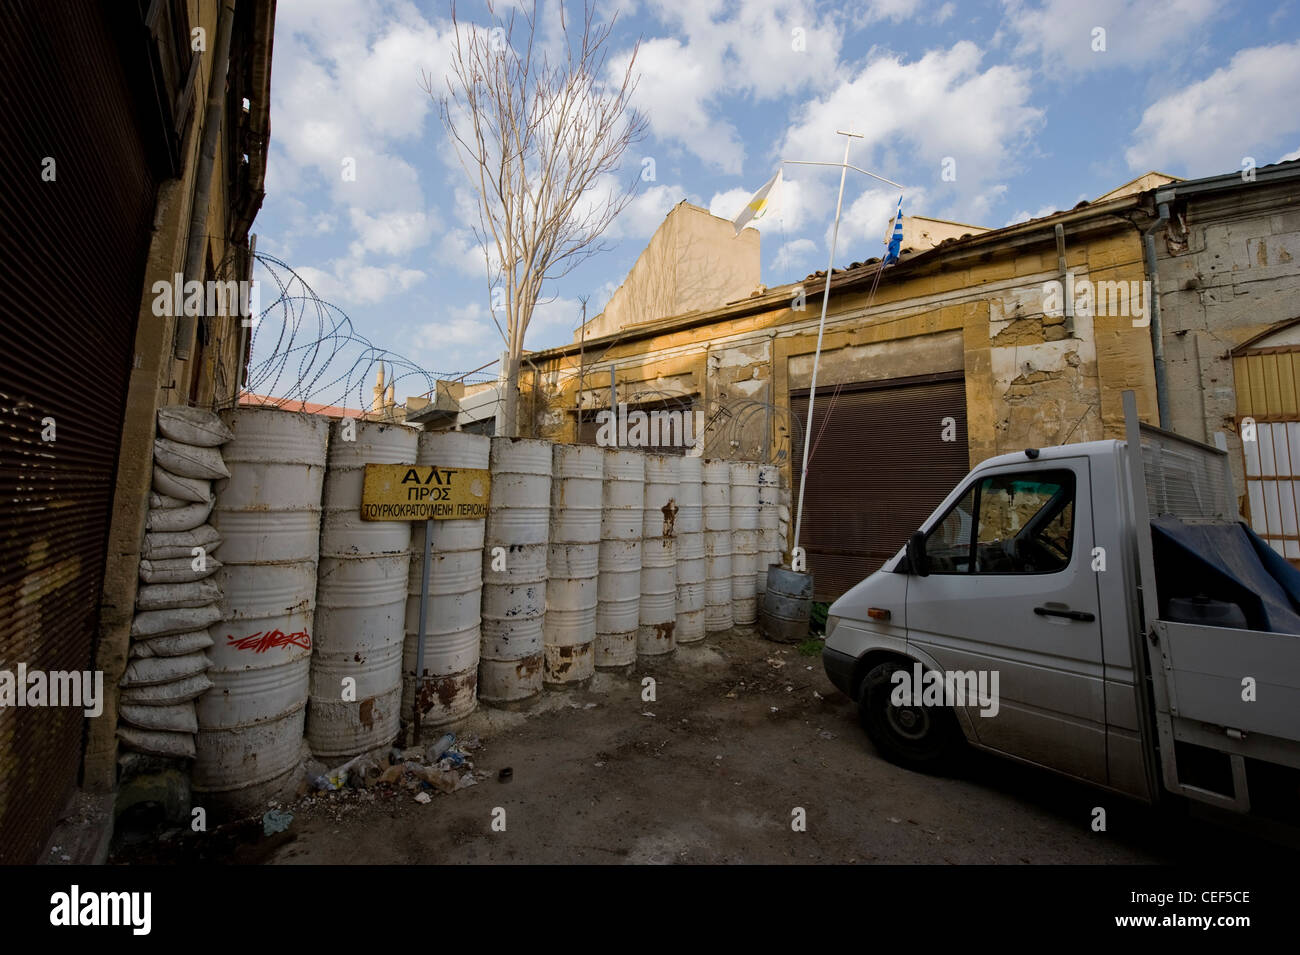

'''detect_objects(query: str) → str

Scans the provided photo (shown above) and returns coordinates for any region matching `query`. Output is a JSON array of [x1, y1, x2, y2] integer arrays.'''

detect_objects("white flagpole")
[[789, 130, 862, 564]]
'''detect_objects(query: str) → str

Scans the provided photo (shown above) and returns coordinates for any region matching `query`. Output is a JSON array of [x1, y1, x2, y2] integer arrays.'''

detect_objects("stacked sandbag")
[[117, 407, 232, 759]]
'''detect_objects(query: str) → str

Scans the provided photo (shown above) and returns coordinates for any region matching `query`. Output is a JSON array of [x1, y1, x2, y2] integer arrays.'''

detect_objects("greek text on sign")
[[361, 464, 491, 520]]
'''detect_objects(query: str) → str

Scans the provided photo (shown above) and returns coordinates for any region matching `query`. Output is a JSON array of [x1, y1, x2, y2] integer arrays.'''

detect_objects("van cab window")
[[925, 469, 1076, 574]]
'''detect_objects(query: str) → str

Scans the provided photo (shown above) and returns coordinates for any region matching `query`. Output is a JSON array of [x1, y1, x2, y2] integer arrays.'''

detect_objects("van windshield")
[[926, 469, 1076, 574]]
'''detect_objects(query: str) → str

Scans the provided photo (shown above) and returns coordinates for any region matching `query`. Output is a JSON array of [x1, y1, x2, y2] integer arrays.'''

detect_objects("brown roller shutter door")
[[0, 4, 158, 862], [791, 374, 970, 601]]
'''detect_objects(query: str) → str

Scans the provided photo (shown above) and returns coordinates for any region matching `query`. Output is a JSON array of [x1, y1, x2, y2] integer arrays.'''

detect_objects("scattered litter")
[[583, 702, 597, 709], [414, 791, 432, 804], [785, 685, 793, 692], [594, 761, 604, 768], [769, 706, 779, 713], [888, 817, 901, 824], [813, 691, 824, 701], [818, 730, 836, 740], [459, 733, 482, 751], [313, 753, 367, 791], [426, 733, 455, 763], [262, 808, 293, 836], [805, 665, 813, 671], [765, 657, 786, 669], [641, 711, 655, 718], [725, 692, 737, 699], [498, 767, 513, 783]]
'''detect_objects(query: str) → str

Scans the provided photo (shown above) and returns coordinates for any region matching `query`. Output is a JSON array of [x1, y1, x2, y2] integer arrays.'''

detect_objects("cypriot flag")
[[732, 170, 782, 235]]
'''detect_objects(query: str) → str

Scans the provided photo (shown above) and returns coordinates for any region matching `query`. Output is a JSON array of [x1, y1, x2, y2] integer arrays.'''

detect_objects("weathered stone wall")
[[88, 0, 264, 790], [1155, 175, 1300, 500], [528, 209, 1157, 504]]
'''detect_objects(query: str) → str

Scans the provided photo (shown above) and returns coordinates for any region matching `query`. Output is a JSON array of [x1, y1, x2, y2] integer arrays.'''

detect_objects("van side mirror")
[[907, 531, 930, 577]]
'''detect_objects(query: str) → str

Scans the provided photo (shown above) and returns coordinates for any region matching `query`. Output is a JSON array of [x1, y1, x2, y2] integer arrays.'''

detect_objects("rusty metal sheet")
[[0, 1, 159, 863], [790, 374, 970, 601]]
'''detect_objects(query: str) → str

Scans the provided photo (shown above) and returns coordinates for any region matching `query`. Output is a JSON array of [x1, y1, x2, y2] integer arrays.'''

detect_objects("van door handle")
[[1034, 606, 1095, 622]]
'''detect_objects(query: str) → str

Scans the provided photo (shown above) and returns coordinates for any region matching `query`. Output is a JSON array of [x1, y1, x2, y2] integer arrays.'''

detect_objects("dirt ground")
[[112, 628, 1291, 865]]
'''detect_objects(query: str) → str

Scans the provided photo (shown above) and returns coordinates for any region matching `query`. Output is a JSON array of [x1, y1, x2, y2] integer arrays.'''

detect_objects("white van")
[[823, 392, 1300, 822]]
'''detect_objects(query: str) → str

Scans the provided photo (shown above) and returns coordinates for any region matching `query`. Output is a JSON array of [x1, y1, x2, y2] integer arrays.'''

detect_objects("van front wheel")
[[858, 661, 964, 773]]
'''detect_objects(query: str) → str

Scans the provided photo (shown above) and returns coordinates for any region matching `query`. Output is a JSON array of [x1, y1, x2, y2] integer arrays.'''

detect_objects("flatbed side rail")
[[1122, 391, 1273, 813]]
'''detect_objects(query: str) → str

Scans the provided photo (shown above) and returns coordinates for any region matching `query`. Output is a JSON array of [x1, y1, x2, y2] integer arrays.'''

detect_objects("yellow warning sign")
[[360, 464, 491, 521]]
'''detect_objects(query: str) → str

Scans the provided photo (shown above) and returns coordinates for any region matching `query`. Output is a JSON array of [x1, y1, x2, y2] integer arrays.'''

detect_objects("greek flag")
[[884, 196, 904, 264]]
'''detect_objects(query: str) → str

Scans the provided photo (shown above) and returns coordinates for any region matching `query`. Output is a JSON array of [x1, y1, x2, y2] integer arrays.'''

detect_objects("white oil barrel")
[[730, 462, 760, 625], [703, 460, 733, 632], [404, 431, 489, 729], [480, 437, 551, 703], [639, 454, 679, 656], [757, 465, 781, 596], [308, 421, 417, 757], [677, 456, 703, 534], [198, 408, 328, 812], [545, 444, 603, 684], [596, 449, 643, 669], [675, 456, 706, 643]]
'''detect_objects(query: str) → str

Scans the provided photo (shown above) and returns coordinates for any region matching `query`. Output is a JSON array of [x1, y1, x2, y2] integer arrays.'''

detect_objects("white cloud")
[[1002, 0, 1222, 72], [414, 303, 497, 349], [609, 0, 846, 171], [1005, 203, 1062, 226], [1125, 41, 1300, 174], [269, 0, 455, 262], [963, 184, 1008, 226], [1282, 146, 1300, 163], [840, 186, 928, 253], [529, 295, 588, 336], [780, 42, 1042, 224], [610, 183, 696, 239], [868, 0, 925, 23], [772, 238, 819, 273], [708, 187, 753, 224], [613, 37, 744, 174], [348, 209, 436, 258], [293, 261, 426, 307]]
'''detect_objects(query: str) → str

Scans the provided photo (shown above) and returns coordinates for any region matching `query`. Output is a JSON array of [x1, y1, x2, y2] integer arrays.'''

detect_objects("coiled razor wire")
[[227, 251, 496, 413]]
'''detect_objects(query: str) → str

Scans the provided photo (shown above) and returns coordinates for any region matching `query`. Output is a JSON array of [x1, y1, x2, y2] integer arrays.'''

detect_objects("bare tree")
[[426, 0, 646, 437]]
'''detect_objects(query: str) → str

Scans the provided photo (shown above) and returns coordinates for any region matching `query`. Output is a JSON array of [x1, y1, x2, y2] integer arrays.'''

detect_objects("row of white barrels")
[[194, 409, 783, 804]]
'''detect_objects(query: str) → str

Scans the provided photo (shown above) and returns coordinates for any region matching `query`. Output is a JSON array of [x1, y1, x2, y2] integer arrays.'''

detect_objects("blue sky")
[[251, 0, 1300, 408]]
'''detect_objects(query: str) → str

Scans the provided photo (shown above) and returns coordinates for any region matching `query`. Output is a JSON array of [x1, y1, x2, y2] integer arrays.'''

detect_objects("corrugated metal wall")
[[1234, 348, 1300, 422], [1234, 348, 1300, 561], [0, 3, 157, 863], [791, 374, 970, 601]]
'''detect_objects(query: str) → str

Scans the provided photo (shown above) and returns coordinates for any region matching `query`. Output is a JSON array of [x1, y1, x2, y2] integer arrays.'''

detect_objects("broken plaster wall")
[[1155, 185, 1300, 501], [705, 339, 773, 461], [987, 278, 1101, 454], [531, 217, 1155, 501]]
